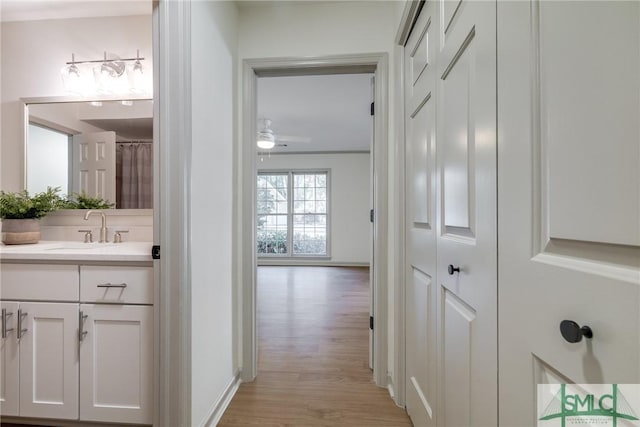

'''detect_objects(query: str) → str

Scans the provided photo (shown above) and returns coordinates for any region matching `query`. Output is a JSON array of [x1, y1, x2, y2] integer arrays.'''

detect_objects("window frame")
[[257, 169, 331, 259]]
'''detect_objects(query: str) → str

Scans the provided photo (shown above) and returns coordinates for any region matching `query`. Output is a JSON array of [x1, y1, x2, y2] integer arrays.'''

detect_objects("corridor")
[[219, 266, 410, 426]]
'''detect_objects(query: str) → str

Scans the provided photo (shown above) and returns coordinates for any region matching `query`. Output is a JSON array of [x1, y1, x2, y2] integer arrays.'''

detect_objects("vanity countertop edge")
[[0, 241, 153, 263]]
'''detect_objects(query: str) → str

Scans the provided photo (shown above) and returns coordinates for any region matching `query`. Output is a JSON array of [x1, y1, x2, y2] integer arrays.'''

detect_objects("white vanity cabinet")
[[79, 266, 153, 424], [0, 301, 20, 416], [0, 262, 153, 426], [0, 264, 80, 420], [19, 302, 80, 419]]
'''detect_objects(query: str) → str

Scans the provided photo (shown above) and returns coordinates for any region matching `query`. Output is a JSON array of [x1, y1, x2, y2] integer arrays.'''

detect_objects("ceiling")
[[0, 0, 151, 22], [3, 1, 373, 153], [83, 117, 153, 140], [257, 73, 373, 153]]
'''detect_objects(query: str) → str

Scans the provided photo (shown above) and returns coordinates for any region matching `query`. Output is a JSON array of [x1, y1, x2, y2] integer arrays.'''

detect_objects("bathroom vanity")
[[0, 241, 154, 426]]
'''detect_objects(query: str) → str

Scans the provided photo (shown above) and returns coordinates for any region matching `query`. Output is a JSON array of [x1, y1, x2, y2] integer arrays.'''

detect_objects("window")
[[257, 171, 329, 257]]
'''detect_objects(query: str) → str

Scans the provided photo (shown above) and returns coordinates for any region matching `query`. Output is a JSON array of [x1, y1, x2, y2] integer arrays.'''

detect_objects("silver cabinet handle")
[[2, 308, 14, 339], [79, 311, 88, 342], [17, 309, 28, 340], [96, 283, 127, 288]]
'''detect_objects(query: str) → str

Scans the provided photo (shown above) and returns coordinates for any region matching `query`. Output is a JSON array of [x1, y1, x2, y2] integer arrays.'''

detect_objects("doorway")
[[240, 54, 389, 386]]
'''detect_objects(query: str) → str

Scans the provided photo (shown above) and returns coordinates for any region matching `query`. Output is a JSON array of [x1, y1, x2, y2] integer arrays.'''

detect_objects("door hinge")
[[370, 316, 374, 330], [152, 245, 161, 260], [370, 209, 374, 223], [370, 101, 375, 116]]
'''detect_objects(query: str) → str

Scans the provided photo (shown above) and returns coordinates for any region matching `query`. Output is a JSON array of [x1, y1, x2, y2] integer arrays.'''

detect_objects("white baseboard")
[[387, 374, 396, 400], [258, 259, 369, 267], [201, 371, 241, 427]]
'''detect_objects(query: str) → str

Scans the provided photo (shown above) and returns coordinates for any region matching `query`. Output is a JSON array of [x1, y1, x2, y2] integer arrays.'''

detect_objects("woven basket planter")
[[1, 218, 41, 245]]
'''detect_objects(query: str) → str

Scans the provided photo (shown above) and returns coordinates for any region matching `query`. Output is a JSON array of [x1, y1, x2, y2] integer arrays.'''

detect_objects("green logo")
[[539, 384, 639, 427]]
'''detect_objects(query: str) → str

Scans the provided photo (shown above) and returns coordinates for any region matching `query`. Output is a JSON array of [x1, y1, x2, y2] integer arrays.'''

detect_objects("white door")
[[80, 304, 153, 424], [436, 0, 497, 425], [72, 131, 116, 203], [404, 2, 439, 426], [498, 1, 640, 424], [0, 302, 19, 416], [19, 302, 79, 420]]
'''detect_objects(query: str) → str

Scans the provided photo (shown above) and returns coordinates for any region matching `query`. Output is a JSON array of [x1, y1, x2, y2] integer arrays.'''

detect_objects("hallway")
[[219, 266, 410, 426]]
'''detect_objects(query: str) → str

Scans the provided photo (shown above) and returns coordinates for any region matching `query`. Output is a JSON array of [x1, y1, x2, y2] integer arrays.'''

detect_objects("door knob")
[[560, 320, 593, 343], [448, 265, 460, 275]]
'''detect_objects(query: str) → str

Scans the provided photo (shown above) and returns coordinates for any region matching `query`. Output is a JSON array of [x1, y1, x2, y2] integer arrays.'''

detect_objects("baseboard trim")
[[201, 370, 241, 427], [387, 374, 396, 400], [258, 260, 369, 267]]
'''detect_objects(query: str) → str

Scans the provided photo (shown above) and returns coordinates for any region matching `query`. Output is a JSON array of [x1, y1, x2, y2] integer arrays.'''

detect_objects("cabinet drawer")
[[0, 264, 78, 301], [80, 266, 153, 304]]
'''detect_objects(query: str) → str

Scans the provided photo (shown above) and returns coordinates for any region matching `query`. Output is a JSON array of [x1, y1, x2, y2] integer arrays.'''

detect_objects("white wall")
[[258, 153, 371, 265], [190, 1, 238, 425], [238, 0, 403, 391], [0, 15, 152, 191], [27, 124, 69, 194]]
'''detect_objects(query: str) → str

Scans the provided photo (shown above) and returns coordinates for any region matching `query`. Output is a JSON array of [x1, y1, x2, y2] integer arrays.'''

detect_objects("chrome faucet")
[[83, 210, 108, 243]]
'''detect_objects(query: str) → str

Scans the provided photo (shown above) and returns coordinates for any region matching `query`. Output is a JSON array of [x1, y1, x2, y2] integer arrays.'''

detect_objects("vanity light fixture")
[[60, 54, 83, 94], [127, 50, 145, 93], [61, 51, 147, 95]]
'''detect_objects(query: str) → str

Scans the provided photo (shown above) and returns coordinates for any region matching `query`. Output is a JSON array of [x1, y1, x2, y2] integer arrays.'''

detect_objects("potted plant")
[[0, 187, 64, 244]]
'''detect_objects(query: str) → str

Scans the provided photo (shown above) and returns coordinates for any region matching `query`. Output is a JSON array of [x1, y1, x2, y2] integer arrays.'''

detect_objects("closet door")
[[498, 1, 640, 424], [436, 0, 497, 425], [404, 1, 439, 426]]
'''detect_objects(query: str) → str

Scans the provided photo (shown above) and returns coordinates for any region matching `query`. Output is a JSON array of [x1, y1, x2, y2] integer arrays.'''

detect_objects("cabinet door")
[[19, 302, 79, 420], [80, 304, 153, 424], [0, 302, 19, 416]]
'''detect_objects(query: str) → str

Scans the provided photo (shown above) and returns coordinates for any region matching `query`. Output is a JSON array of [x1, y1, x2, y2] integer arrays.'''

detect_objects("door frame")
[[391, 0, 424, 408], [239, 53, 389, 386]]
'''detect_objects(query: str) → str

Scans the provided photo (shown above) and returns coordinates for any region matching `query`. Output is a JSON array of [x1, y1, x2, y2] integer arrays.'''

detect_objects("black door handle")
[[448, 265, 460, 275], [560, 320, 593, 343]]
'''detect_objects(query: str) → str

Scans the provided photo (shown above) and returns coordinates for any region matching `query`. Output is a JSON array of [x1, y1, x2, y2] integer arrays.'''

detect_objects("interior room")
[[1, 1, 638, 427], [218, 72, 410, 424]]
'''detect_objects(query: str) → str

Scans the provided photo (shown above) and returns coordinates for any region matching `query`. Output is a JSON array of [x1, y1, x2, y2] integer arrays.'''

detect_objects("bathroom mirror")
[[24, 97, 153, 209]]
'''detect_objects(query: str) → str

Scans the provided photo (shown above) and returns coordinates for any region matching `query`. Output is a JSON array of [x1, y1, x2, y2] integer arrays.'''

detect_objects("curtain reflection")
[[116, 142, 153, 209]]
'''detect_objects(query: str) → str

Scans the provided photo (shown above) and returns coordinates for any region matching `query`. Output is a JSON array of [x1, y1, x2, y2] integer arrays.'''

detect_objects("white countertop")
[[0, 241, 153, 262]]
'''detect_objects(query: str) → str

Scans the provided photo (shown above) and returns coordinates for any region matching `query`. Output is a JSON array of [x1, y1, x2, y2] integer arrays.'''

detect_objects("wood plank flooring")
[[218, 266, 411, 427]]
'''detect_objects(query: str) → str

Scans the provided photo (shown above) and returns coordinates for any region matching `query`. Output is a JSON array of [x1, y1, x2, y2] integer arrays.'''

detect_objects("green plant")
[[257, 229, 288, 254], [0, 187, 65, 219], [63, 193, 114, 210]]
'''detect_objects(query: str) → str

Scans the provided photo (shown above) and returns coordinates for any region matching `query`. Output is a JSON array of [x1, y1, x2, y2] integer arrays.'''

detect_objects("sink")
[[44, 242, 118, 250]]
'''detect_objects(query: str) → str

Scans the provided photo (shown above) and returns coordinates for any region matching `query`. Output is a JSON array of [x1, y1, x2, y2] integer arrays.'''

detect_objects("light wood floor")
[[219, 266, 411, 427]]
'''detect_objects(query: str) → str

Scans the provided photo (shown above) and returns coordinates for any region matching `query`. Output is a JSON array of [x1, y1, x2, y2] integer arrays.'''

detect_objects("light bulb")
[[257, 138, 275, 150], [61, 63, 82, 94]]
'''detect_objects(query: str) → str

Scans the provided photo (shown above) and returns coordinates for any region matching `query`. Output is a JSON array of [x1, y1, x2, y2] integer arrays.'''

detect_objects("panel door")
[[19, 302, 79, 420], [79, 304, 153, 424], [72, 131, 116, 203], [0, 302, 19, 416], [404, 1, 440, 426], [436, 0, 497, 425], [498, 1, 640, 424]]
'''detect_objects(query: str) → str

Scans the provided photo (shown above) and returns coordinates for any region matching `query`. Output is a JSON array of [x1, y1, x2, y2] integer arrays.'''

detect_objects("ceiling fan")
[[257, 118, 311, 150]]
